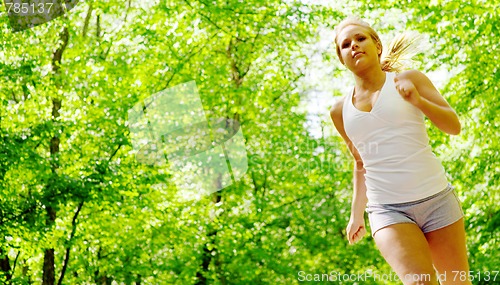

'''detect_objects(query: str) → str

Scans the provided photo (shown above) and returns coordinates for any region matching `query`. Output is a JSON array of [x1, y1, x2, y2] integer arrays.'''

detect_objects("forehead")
[[337, 25, 369, 42]]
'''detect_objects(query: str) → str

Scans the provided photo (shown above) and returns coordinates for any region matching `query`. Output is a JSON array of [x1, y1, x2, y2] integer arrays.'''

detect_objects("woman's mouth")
[[353, 52, 364, 58]]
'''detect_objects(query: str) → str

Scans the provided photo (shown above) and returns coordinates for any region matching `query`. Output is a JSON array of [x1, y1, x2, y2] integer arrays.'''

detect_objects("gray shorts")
[[366, 184, 464, 236]]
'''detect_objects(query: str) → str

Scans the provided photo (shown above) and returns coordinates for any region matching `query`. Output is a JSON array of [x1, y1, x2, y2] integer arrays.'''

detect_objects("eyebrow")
[[341, 33, 367, 44]]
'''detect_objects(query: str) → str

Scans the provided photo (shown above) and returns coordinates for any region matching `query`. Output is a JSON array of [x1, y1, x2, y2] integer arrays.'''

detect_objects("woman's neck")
[[353, 67, 386, 93]]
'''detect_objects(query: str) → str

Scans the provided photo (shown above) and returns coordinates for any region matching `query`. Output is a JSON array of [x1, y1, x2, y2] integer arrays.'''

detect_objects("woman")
[[330, 16, 471, 285]]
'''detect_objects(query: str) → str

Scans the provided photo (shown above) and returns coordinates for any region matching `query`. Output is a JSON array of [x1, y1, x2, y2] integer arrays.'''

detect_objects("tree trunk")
[[42, 207, 56, 285], [42, 249, 55, 285], [195, 175, 223, 285], [0, 249, 12, 282], [43, 26, 69, 285]]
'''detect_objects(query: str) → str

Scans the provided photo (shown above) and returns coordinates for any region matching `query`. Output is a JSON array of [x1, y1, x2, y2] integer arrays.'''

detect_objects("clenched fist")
[[346, 216, 367, 245], [394, 74, 421, 106]]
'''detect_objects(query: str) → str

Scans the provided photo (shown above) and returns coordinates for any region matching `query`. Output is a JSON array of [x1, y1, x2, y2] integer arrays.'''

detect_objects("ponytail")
[[380, 32, 422, 73]]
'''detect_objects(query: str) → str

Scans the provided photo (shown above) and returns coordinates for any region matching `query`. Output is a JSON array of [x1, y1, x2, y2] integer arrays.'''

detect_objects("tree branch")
[[52, 27, 70, 73], [57, 201, 84, 285], [108, 143, 123, 163], [11, 251, 20, 279], [99, 0, 133, 60], [183, 0, 247, 42], [271, 71, 305, 103], [82, 2, 93, 38], [162, 32, 218, 89], [272, 195, 314, 212]]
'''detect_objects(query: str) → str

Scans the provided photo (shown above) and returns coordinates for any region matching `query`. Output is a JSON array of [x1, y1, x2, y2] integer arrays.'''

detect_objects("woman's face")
[[336, 25, 381, 72]]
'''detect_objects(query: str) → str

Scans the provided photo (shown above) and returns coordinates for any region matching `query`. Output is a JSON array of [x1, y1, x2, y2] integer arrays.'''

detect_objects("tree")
[[0, 0, 497, 284]]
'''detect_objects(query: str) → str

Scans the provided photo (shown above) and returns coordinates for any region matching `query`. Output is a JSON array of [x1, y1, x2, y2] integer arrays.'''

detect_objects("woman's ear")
[[376, 42, 382, 56]]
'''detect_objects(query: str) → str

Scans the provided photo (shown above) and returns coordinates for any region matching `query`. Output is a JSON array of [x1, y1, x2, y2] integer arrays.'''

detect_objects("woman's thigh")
[[374, 223, 438, 285], [424, 218, 471, 285]]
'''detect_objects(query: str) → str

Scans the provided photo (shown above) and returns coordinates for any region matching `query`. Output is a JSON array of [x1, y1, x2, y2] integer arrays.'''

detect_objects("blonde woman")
[[330, 16, 471, 285]]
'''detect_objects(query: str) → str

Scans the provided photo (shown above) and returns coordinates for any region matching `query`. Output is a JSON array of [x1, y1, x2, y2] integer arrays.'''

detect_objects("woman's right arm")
[[330, 97, 368, 245]]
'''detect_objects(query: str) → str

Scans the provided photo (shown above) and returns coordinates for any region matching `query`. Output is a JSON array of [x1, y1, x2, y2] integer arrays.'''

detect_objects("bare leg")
[[425, 218, 471, 285], [374, 223, 438, 285]]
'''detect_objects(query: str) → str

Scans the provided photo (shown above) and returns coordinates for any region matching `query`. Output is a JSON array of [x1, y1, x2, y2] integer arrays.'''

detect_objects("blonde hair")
[[334, 16, 421, 73]]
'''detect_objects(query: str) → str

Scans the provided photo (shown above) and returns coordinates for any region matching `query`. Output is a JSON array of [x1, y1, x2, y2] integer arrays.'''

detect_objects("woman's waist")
[[360, 146, 439, 168], [364, 174, 449, 204]]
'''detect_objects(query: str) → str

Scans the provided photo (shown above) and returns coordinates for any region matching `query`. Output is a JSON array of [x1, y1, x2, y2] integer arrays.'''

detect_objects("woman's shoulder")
[[330, 96, 346, 118], [395, 69, 429, 82], [395, 70, 439, 92]]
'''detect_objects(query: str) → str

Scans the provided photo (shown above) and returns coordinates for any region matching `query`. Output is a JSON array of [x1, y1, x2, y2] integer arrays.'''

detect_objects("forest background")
[[0, 0, 498, 284]]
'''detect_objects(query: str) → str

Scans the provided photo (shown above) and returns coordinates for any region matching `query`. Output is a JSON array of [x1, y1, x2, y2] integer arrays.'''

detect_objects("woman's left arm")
[[394, 69, 461, 135]]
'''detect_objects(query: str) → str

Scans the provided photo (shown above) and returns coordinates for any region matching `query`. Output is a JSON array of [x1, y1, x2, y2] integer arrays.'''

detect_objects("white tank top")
[[342, 72, 449, 204]]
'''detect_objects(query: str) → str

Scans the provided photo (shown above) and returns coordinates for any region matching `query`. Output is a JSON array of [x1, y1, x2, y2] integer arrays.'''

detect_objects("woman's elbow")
[[354, 160, 365, 172], [450, 124, 461, 135], [445, 112, 461, 135], [444, 124, 460, 136], [449, 117, 461, 135]]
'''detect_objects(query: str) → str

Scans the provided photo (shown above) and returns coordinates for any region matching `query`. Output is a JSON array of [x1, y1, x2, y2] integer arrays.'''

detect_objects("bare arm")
[[352, 162, 368, 221], [330, 97, 368, 244], [394, 69, 461, 135]]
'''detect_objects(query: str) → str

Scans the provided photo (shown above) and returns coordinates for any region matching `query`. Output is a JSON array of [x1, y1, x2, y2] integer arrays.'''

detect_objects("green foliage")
[[0, 0, 498, 284]]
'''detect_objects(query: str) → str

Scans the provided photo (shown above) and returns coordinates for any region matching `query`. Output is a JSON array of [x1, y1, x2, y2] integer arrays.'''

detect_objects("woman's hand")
[[394, 70, 461, 135], [394, 74, 421, 106], [346, 216, 366, 245]]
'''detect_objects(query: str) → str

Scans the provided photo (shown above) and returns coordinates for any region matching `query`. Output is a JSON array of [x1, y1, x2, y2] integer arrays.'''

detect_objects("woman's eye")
[[358, 36, 366, 41], [342, 42, 350, 48]]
